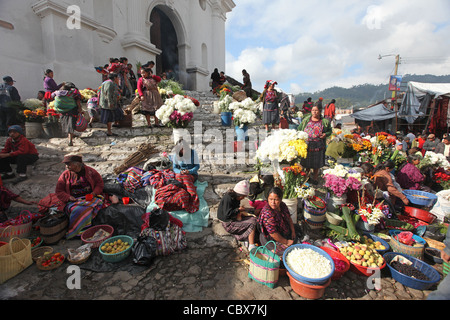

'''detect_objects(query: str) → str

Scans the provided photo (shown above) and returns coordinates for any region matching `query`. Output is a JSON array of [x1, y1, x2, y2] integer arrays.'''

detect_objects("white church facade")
[[0, 0, 236, 99]]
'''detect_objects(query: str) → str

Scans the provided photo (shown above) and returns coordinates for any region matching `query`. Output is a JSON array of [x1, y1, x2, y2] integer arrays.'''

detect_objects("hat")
[[319, 97, 323, 101], [428, 134, 435, 139], [7, 125, 23, 135], [62, 155, 83, 164], [264, 80, 278, 89], [233, 180, 250, 196], [3, 76, 15, 83]]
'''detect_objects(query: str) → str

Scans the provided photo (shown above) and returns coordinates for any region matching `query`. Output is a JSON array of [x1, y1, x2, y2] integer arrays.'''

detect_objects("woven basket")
[[39, 214, 68, 245], [0, 222, 33, 242], [248, 241, 280, 289], [390, 231, 425, 260], [0, 237, 32, 284], [31, 246, 53, 262], [81, 225, 114, 248], [36, 253, 65, 271], [232, 90, 248, 102], [423, 237, 446, 251]]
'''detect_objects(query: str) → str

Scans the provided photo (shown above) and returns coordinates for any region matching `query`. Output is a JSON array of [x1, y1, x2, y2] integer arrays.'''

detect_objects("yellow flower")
[[23, 110, 32, 116], [288, 139, 308, 159]]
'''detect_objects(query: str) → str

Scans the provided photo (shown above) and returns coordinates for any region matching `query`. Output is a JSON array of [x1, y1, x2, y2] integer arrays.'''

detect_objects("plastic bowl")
[[81, 224, 114, 248], [326, 212, 343, 226], [384, 252, 441, 290], [99, 235, 133, 263], [349, 257, 386, 277], [404, 206, 437, 224], [320, 247, 350, 280], [402, 190, 438, 207], [362, 233, 391, 254], [287, 272, 331, 300], [283, 244, 335, 286]]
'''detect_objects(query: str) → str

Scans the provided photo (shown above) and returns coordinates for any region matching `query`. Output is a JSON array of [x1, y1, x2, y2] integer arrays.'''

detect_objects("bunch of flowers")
[[158, 79, 185, 96], [218, 94, 233, 113], [418, 151, 450, 171], [158, 88, 174, 101], [280, 165, 308, 199], [256, 129, 309, 164], [228, 98, 258, 128], [23, 98, 44, 110], [358, 203, 388, 225], [155, 94, 197, 128], [22, 109, 46, 123], [46, 109, 60, 123], [323, 164, 362, 197], [295, 186, 315, 199], [358, 132, 398, 165], [80, 88, 98, 102], [433, 168, 450, 189]]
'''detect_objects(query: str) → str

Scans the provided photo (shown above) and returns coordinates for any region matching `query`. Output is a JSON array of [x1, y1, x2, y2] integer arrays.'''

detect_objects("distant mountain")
[[294, 74, 450, 109]]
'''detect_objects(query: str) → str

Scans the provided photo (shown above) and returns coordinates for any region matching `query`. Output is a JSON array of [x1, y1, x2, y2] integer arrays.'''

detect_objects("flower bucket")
[[25, 122, 43, 139], [283, 198, 298, 223], [221, 112, 232, 126], [235, 125, 248, 141], [327, 194, 347, 213]]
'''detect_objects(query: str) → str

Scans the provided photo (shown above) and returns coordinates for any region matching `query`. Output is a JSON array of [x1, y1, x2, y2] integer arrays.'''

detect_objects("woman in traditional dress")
[[137, 67, 163, 128], [242, 69, 252, 98], [298, 105, 332, 184], [373, 161, 409, 208], [257, 187, 297, 257], [55, 154, 106, 239], [52, 82, 83, 146], [217, 180, 257, 251], [99, 73, 123, 136], [261, 80, 280, 132]]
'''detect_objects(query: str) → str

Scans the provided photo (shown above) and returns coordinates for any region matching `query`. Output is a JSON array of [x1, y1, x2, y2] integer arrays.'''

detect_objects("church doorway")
[[150, 7, 179, 79]]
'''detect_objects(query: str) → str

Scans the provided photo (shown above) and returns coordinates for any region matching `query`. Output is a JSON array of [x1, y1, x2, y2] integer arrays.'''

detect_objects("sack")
[[132, 235, 157, 266], [140, 219, 187, 256], [248, 241, 280, 289], [0, 237, 32, 284], [0, 84, 11, 109], [75, 113, 88, 132]]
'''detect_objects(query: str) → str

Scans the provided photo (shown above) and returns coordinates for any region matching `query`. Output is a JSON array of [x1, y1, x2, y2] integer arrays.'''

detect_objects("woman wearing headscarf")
[[261, 80, 280, 132], [298, 105, 332, 184], [55, 154, 107, 239], [210, 68, 221, 94], [242, 69, 252, 98], [218, 180, 257, 251], [373, 161, 409, 207]]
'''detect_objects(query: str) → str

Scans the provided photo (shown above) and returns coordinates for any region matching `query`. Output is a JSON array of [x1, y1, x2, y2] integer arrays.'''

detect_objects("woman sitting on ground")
[[55, 154, 107, 239], [396, 154, 425, 191], [217, 180, 257, 251], [257, 187, 297, 257], [373, 161, 409, 209]]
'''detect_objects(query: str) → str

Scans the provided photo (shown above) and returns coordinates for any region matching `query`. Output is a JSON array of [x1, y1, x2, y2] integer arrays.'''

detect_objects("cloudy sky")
[[225, 0, 450, 95]]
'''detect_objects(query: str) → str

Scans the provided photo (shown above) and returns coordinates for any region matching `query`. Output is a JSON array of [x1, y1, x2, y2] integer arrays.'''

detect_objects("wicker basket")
[[67, 253, 91, 265], [0, 238, 32, 284], [389, 230, 425, 260], [81, 225, 114, 249], [39, 213, 68, 245], [36, 253, 65, 271], [248, 241, 280, 289], [31, 246, 53, 262], [0, 222, 33, 242]]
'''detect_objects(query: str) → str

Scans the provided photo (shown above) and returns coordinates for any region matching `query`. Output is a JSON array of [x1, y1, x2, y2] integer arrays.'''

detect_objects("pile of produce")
[[390, 260, 430, 281], [39, 252, 64, 268], [360, 235, 387, 251], [338, 242, 384, 268], [324, 206, 361, 242], [30, 236, 42, 248], [80, 88, 98, 101], [285, 248, 332, 279], [394, 231, 423, 247], [101, 238, 130, 255]]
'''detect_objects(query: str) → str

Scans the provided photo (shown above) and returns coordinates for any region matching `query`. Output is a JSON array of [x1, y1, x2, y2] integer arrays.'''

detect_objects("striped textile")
[[65, 197, 104, 239], [154, 173, 199, 214]]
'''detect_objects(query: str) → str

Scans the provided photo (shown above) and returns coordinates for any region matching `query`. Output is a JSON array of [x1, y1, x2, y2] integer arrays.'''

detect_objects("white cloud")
[[226, 0, 450, 95]]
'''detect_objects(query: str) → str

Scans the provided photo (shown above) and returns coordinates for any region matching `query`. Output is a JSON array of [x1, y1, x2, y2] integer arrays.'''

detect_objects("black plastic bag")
[[132, 235, 157, 266], [147, 208, 170, 231]]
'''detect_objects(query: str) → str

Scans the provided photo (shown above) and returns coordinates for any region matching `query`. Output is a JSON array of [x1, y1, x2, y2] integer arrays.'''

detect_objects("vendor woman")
[[55, 154, 107, 239], [217, 180, 257, 251], [257, 187, 297, 257], [171, 139, 200, 181]]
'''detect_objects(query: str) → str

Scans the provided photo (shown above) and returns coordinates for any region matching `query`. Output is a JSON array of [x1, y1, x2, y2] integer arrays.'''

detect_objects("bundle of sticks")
[[113, 143, 159, 174]]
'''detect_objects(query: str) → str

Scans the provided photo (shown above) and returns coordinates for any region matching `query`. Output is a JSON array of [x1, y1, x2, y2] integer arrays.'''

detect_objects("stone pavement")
[[0, 91, 446, 302]]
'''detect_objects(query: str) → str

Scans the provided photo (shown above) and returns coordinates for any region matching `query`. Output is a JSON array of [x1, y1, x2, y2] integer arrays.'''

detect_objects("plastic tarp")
[[399, 82, 450, 124], [350, 103, 396, 121], [147, 181, 210, 233]]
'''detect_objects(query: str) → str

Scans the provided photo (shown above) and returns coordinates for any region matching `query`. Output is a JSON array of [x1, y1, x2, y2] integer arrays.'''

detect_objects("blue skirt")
[[100, 107, 124, 124]]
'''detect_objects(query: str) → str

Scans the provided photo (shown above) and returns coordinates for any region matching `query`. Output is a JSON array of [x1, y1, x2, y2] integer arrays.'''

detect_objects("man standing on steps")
[[0, 76, 21, 136]]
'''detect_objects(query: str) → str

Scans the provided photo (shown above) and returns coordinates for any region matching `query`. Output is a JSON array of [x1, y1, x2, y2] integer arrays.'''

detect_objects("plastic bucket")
[[235, 125, 248, 141], [221, 112, 232, 126], [287, 272, 330, 299]]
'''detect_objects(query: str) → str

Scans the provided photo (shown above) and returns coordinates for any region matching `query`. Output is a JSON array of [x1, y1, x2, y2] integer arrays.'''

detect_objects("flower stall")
[[323, 164, 362, 211], [155, 94, 197, 143], [22, 108, 46, 138]]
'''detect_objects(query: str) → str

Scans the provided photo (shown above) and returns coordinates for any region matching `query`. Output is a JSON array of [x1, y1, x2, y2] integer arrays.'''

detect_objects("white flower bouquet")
[[419, 151, 450, 170], [155, 94, 197, 128], [228, 98, 258, 128], [218, 94, 233, 113], [256, 129, 309, 164]]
